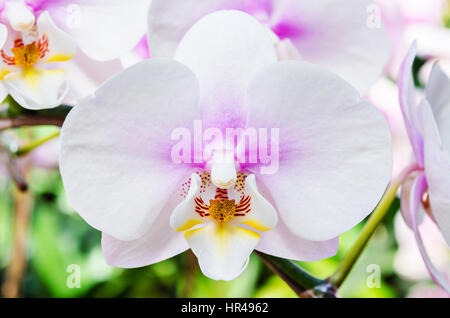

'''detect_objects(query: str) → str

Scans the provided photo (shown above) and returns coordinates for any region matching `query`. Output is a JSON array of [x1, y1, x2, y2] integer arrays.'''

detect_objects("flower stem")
[[0, 116, 65, 131], [1, 188, 33, 297], [255, 251, 336, 298], [12, 130, 60, 157], [0, 97, 71, 131], [330, 163, 421, 288]]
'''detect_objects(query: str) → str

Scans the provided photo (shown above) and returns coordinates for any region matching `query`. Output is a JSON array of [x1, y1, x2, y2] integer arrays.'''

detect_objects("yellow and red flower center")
[[194, 187, 251, 225], [209, 199, 236, 224], [1, 35, 49, 68]]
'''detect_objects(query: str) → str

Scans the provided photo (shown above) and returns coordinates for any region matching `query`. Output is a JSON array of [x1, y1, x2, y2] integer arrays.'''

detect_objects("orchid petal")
[[270, 0, 390, 94], [398, 41, 425, 166], [170, 174, 207, 232], [394, 213, 450, 285], [55, 49, 123, 105], [400, 172, 427, 229], [102, 196, 189, 268], [0, 23, 12, 80], [0, 23, 7, 48], [408, 176, 450, 293], [249, 176, 339, 261], [246, 60, 392, 241], [4, 68, 68, 109], [60, 59, 200, 241], [38, 0, 150, 61], [185, 223, 260, 281], [426, 63, 450, 152], [234, 174, 277, 232], [173, 10, 277, 130], [421, 100, 450, 246], [257, 222, 339, 262], [36, 11, 76, 63], [148, 0, 243, 58]]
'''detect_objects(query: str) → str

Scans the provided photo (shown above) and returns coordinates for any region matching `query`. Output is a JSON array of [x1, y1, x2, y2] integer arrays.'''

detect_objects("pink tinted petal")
[[368, 77, 413, 177], [60, 59, 200, 241], [269, 0, 389, 94], [421, 101, 450, 246], [57, 49, 123, 105], [411, 190, 450, 293], [256, 219, 338, 262], [174, 10, 277, 130], [426, 63, 450, 152], [250, 175, 338, 261], [149, 0, 388, 94], [133, 36, 150, 59], [400, 172, 427, 229], [398, 41, 425, 166], [246, 60, 392, 241], [102, 196, 189, 268], [148, 0, 244, 58]]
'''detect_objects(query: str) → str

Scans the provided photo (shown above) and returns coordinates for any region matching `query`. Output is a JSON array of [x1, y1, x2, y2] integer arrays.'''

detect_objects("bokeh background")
[[1, 0, 450, 298]]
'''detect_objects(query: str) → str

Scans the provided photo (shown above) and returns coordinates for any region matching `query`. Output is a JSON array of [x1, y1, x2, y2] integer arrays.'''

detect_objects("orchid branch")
[[255, 251, 336, 298], [0, 116, 65, 130], [330, 163, 422, 288], [0, 97, 71, 131]]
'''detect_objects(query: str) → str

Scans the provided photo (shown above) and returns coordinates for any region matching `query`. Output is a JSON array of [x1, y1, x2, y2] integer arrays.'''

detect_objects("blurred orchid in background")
[[369, 0, 450, 178], [394, 214, 450, 289], [148, 0, 389, 94], [0, 0, 150, 109], [60, 11, 392, 281], [397, 42, 450, 293], [376, 0, 450, 78]]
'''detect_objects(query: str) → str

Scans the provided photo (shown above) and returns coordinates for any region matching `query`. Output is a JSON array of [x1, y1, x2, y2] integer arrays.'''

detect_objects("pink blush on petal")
[[133, 36, 151, 59], [242, 0, 273, 23], [271, 21, 305, 40]]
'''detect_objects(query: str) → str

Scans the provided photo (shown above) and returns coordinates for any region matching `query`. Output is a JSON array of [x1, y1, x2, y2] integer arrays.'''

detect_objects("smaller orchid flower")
[[0, 0, 151, 109], [376, 0, 450, 77], [23, 0, 151, 62], [0, 10, 76, 109], [398, 41, 450, 293], [147, 0, 390, 94], [60, 11, 392, 281]]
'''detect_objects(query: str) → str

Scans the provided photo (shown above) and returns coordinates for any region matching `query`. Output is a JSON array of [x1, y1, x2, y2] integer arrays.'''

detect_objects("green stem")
[[331, 163, 421, 288], [255, 251, 336, 298], [12, 131, 60, 157]]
